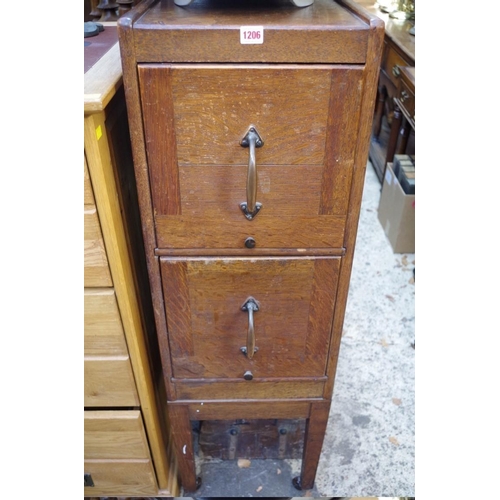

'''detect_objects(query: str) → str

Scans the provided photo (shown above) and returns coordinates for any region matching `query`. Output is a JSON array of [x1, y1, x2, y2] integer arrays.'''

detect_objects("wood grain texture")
[[84, 460, 157, 496], [85, 106, 176, 491], [298, 400, 331, 489], [84, 357, 140, 407], [131, 0, 369, 64], [167, 404, 198, 492], [155, 215, 345, 249], [84, 410, 150, 459], [174, 378, 325, 400], [84, 288, 128, 357], [84, 156, 95, 205], [321, 67, 363, 215], [166, 65, 331, 166], [84, 207, 113, 287], [138, 65, 180, 215], [185, 400, 311, 420], [160, 256, 340, 379]]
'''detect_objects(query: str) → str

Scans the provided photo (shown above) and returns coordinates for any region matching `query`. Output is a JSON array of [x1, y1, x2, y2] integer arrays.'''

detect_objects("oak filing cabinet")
[[118, 0, 384, 491]]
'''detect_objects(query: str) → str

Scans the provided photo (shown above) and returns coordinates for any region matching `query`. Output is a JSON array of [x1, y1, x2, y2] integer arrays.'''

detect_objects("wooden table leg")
[[292, 400, 331, 491], [168, 404, 200, 492]]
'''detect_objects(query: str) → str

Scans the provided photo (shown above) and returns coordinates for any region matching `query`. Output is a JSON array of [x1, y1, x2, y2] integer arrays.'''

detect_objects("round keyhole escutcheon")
[[243, 370, 253, 380], [245, 237, 256, 249]]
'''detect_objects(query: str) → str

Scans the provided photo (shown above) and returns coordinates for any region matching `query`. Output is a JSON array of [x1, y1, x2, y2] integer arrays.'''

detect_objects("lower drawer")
[[84, 460, 157, 496], [84, 411, 157, 496], [160, 256, 340, 383]]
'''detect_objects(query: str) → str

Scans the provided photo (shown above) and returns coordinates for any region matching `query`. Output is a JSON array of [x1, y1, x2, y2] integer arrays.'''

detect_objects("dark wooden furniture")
[[118, 0, 383, 492], [356, 1, 415, 183], [392, 65, 415, 152]]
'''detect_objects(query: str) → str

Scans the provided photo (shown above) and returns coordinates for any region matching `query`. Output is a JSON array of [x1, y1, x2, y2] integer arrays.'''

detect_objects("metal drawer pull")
[[240, 126, 263, 220], [392, 65, 401, 78], [240, 297, 260, 359]]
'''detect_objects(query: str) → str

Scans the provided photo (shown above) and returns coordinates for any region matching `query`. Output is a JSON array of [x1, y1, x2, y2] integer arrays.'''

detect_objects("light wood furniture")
[[118, 0, 383, 492], [356, 0, 415, 183], [84, 24, 179, 497]]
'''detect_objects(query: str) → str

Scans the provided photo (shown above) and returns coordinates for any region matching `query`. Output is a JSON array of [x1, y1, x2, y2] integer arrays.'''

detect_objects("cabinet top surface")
[[134, 0, 368, 30]]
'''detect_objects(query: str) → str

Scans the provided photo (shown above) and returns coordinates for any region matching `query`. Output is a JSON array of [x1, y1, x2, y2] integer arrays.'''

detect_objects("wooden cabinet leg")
[[168, 404, 200, 492], [292, 401, 331, 491]]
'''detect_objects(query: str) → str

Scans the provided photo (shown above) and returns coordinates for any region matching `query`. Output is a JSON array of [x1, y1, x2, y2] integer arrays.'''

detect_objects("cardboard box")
[[378, 163, 415, 253]]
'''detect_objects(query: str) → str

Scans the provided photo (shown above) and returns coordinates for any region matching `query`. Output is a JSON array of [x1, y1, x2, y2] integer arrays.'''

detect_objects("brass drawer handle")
[[240, 297, 260, 359], [392, 65, 401, 78], [240, 126, 263, 220]]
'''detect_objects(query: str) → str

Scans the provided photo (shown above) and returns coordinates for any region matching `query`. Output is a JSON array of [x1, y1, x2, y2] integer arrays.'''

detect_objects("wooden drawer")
[[84, 207, 113, 287], [139, 64, 364, 250], [382, 41, 413, 89], [84, 410, 151, 459], [84, 288, 128, 357], [398, 77, 415, 122], [160, 256, 340, 385], [84, 460, 157, 496], [84, 358, 139, 407], [84, 410, 157, 495], [84, 156, 94, 206]]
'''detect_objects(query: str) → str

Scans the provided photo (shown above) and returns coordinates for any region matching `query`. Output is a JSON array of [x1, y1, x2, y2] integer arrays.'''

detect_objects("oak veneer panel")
[[84, 410, 150, 459], [84, 288, 128, 357], [84, 460, 157, 496], [156, 215, 345, 250], [186, 401, 311, 420], [161, 256, 340, 379], [174, 378, 325, 400], [166, 65, 331, 166], [84, 357, 139, 407], [84, 207, 113, 287]]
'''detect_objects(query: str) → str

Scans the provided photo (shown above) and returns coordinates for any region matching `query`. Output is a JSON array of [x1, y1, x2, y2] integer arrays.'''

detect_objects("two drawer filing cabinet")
[[118, 0, 383, 491]]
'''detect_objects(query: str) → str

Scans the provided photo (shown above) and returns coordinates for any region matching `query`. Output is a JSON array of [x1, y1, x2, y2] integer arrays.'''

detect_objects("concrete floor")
[[184, 162, 415, 497]]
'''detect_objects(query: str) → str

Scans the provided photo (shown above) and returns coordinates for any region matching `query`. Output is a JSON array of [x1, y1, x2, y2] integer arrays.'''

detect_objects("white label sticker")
[[240, 26, 264, 44]]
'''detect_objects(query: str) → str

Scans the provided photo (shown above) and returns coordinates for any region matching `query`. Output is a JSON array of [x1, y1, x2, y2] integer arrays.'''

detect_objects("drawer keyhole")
[[243, 370, 254, 381]]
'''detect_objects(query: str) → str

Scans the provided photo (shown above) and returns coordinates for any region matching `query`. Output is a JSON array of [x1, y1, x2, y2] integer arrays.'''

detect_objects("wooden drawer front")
[[84, 460, 157, 496], [160, 256, 340, 381], [398, 78, 415, 121], [139, 64, 363, 249], [84, 411, 157, 495], [84, 288, 128, 357], [84, 208, 113, 287], [84, 410, 150, 459], [84, 358, 139, 407], [382, 42, 412, 89], [84, 156, 94, 206]]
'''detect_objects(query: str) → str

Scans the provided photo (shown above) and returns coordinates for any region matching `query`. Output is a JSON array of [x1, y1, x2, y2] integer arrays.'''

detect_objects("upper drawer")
[[160, 256, 340, 381], [381, 42, 413, 89], [139, 64, 364, 250]]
